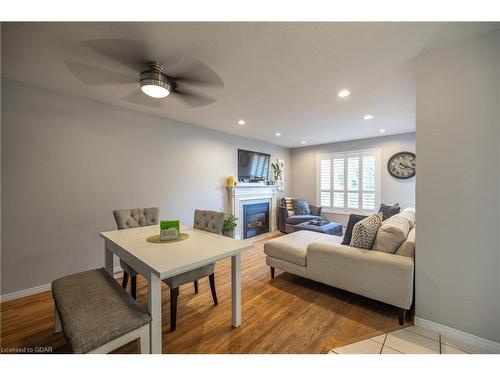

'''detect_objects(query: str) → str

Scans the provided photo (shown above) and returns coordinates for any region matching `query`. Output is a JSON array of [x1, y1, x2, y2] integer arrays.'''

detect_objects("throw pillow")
[[378, 203, 400, 220], [292, 199, 310, 216], [371, 213, 411, 253], [283, 197, 295, 216], [400, 207, 416, 228], [350, 212, 383, 249], [341, 214, 367, 245]]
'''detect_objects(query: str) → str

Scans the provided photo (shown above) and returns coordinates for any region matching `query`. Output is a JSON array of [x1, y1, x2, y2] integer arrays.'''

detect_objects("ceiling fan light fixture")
[[140, 62, 172, 98], [141, 84, 170, 98]]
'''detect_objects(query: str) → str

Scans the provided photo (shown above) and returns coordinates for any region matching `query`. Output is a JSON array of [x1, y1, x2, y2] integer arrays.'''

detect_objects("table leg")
[[147, 272, 162, 354], [104, 241, 113, 275], [231, 253, 241, 327]]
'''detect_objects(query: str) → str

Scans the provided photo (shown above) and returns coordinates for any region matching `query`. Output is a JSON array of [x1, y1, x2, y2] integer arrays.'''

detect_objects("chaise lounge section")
[[265, 209, 416, 324]]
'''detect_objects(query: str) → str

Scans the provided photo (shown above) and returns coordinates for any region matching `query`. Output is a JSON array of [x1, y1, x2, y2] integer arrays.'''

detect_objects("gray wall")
[[290, 133, 416, 226], [415, 30, 500, 342], [1, 79, 291, 295]]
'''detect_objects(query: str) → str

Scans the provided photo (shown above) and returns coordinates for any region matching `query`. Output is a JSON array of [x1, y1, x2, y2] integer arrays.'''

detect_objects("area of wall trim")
[[415, 317, 500, 354], [0, 266, 124, 303]]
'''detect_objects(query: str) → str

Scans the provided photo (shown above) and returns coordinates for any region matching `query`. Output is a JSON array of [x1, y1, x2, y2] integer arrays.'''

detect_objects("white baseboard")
[[0, 266, 124, 303], [415, 317, 500, 354], [0, 283, 52, 303]]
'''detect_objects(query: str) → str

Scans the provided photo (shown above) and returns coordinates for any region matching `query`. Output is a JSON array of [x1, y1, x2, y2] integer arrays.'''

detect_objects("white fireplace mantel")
[[226, 185, 278, 240]]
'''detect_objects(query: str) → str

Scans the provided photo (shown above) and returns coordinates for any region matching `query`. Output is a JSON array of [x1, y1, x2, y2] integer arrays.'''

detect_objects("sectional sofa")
[[264, 208, 416, 324]]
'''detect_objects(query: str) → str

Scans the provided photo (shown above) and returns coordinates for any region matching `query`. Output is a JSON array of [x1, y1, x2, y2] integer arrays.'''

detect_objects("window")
[[317, 149, 380, 213]]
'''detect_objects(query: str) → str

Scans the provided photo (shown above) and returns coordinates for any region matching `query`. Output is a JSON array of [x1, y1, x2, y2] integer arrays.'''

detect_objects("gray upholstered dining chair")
[[112, 207, 160, 299], [162, 209, 224, 332]]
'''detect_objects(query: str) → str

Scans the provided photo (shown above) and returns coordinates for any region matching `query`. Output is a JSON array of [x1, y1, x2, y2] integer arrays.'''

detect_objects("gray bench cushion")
[[52, 268, 151, 353]]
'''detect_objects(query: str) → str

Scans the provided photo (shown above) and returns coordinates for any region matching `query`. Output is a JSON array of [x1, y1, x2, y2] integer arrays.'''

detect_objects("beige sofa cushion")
[[400, 207, 416, 228], [372, 213, 411, 254], [264, 230, 337, 266], [395, 226, 416, 258]]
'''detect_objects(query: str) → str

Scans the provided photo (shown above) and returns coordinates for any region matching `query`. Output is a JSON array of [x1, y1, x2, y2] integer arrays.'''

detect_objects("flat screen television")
[[238, 149, 271, 182]]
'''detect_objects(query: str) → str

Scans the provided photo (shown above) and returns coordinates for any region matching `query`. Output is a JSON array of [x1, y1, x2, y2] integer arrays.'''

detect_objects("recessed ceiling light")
[[275, 132, 282, 137], [237, 120, 246, 125], [363, 114, 374, 120], [337, 89, 351, 98], [301, 141, 307, 144], [379, 128, 386, 134]]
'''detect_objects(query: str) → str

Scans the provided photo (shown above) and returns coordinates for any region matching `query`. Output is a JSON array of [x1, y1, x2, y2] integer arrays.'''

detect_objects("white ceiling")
[[2, 22, 499, 147]]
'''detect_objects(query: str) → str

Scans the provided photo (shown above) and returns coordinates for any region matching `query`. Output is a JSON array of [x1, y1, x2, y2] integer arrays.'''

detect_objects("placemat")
[[146, 233, 190, 244]]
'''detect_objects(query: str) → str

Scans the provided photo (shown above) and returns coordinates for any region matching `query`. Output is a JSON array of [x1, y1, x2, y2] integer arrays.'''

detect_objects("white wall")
[[416, 30, 500, 343], [290, 133, 416, 226], [1, 79, 291, 295]]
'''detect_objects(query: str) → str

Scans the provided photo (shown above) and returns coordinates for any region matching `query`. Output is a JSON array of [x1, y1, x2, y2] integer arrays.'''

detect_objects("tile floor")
[[330, 325, 471, 354]]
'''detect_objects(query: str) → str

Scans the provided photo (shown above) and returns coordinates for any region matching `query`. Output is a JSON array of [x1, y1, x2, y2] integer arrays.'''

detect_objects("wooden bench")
[[52, 268, 151, 354]]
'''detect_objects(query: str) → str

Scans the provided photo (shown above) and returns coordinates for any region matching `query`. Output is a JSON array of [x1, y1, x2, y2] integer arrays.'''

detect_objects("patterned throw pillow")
[[350, 212, 383, 249], [292, 199, 310, 216], [284, 197, 295, 215]]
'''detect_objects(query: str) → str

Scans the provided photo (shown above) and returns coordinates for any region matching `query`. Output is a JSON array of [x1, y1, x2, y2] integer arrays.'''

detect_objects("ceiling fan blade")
[[122, 90, 166, 108], [65, 61, 136, 86], [80, 39, 152, 71], [170, 58, 224, 88], [173, 88, 217, 108]]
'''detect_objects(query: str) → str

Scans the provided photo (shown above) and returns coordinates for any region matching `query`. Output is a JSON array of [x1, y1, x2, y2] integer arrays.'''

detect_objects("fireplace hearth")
[[243, 202, 269, 239]]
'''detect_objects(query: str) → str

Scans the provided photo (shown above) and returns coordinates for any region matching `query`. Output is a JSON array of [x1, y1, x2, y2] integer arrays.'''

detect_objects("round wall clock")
[[388, 152, 416, 179]]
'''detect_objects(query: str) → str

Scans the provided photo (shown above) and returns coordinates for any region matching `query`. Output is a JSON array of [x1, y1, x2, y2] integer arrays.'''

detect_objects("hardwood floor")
[[0, 232, 412, 354]]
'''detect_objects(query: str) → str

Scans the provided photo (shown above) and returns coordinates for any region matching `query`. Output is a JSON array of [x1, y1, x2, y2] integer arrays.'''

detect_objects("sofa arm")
[[307, 242, 414, 309], [309, 204, 322, 216], [277, 205, 289, 233]]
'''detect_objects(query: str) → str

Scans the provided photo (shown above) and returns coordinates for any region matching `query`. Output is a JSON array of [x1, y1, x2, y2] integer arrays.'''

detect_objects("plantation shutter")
[[362, 155, 376, 210], [317, 149, 380, 213], [333, 158, 345, 208], [319, 158, 331, 208]]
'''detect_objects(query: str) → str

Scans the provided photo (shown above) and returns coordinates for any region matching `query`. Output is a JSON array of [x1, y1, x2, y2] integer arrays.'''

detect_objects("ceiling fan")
[[65, 39, 224, 108]]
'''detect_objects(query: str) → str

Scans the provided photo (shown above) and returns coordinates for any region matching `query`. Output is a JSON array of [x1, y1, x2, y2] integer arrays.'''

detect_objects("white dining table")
[[99, 225, 253, 354]]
